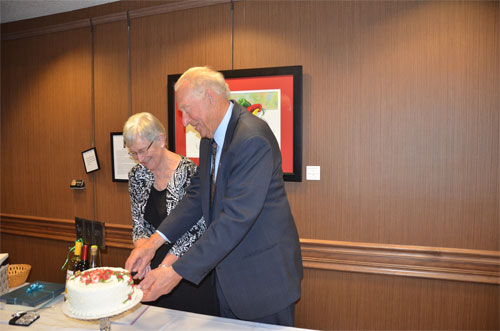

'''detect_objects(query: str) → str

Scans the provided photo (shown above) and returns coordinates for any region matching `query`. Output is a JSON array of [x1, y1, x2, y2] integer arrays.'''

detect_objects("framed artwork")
[[81, 147, 100, 174], [167, 65, 302, 182], [110, 132, 136, 182]]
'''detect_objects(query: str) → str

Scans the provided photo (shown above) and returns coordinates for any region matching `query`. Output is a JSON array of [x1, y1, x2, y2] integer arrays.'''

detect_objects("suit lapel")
[[220, 102, 243, 161], [207, 102, 244, 221]]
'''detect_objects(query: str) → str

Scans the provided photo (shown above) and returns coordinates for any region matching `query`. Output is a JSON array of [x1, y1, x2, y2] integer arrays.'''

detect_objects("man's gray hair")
[[175, 66, 230, 100]]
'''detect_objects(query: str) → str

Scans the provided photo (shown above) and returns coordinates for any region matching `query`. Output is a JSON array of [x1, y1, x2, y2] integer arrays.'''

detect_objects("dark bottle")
[[89, 245, 100, 269], [66, 241, 82, 279], [77, 244, 90, 271]]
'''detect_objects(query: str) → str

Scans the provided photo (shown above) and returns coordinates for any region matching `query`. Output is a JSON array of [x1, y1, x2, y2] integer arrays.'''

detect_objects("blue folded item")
[[0, 281, 64, 307]]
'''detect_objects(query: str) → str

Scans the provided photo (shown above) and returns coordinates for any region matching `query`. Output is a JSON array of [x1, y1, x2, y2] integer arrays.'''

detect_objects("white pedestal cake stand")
[[62, 288, 143, 330]]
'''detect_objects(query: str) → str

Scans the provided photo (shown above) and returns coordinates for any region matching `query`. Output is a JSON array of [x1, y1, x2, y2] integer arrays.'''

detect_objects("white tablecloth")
[[1, 294, 313, 330]]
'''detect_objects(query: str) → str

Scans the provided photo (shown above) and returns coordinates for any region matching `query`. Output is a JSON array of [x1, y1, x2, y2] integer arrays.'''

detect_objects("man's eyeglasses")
[[128, 140, 154, 158]]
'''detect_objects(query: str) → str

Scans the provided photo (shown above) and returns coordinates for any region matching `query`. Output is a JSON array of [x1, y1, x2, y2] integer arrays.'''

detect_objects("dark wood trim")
[[2, 18, 91, 41], [1, 0, 230, 41], [1, 214, 499, 284], [91, 12, 128, 26], [128, 0, 230, 20], [0, 213, 133, 249], [301, 239, 500, 285]]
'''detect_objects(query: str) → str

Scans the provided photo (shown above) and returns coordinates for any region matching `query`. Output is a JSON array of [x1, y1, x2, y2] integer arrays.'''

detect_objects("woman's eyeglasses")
[[128, 140, 154, 158]]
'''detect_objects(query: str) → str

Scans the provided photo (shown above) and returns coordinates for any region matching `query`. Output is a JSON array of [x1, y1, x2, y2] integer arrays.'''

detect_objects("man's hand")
[[133, 237, 149, 248], [139, 265, 183, 302], [125, 233, 165, 279], [160, 253, 179, 267]]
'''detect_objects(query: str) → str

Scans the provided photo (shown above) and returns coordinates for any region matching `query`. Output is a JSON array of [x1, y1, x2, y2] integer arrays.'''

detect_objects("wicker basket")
[[8, 264, 31, 288]]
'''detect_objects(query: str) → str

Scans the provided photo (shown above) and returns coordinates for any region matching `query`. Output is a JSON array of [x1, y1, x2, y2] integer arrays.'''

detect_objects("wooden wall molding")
[[2, 18, 91, 40], [91, 12, 127, 26], [1, 0, 230, 41], [1, 213, 499, 284], [0, 213, 134, 250], [301, 239, 500, 285], [127, 0, 229, 20]]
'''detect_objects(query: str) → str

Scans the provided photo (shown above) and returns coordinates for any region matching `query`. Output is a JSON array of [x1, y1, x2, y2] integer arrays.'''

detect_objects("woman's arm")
[[168, 218, 206, 257], [159, 253, 179, 267], [129, 165, 155, 242]]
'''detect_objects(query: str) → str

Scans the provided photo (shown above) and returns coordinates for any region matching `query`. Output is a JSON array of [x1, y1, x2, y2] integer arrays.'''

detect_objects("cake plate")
[[62, 288, 143, 330]]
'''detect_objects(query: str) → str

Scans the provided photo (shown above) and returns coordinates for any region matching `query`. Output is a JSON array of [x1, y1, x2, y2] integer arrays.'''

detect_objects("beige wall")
[[1, 1, 498, 329]]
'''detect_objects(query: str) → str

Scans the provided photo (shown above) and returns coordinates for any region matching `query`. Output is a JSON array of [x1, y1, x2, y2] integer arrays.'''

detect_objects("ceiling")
[[1, 0, 119, 24]]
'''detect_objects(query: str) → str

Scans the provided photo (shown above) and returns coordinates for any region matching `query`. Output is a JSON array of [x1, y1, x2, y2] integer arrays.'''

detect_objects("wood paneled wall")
[[1, 1, 498, 330], [233, 0, 499, 251], [1, 27, 94, 220], [299, 268, 499, 330], [93, 19, 131, 225]]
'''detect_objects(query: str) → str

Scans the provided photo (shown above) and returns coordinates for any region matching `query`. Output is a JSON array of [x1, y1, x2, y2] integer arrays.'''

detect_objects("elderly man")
[[125, 66, 303, 326]]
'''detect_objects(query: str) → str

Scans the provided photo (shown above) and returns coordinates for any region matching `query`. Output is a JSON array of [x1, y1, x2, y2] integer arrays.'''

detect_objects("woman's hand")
[[125, 233, 165, 279], [130, 238, 152, 278]]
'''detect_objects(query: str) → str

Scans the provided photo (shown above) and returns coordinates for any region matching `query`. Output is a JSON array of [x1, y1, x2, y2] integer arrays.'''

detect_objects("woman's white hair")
[[123, 112, 166, 147]]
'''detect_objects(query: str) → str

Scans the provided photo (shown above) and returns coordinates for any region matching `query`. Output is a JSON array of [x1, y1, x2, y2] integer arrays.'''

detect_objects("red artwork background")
[[174, 74, 294, 173]]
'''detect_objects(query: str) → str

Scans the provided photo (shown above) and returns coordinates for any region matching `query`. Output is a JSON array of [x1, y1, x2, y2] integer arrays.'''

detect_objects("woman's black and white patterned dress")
[[128, 157, 219, 316]]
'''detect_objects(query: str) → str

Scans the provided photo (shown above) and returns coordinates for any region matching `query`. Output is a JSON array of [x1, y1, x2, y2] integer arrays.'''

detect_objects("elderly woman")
[[123, 112, 218, 316]]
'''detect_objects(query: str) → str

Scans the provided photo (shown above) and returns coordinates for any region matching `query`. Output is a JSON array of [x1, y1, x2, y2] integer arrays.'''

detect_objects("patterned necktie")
[[210, 139, 217, 205]]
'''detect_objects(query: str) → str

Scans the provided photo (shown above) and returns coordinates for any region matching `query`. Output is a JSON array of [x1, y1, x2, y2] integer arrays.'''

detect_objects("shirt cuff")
[[155, 230, 171, 243]]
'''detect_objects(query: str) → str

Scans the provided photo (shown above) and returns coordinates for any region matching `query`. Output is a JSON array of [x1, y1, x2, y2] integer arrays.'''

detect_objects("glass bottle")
[[77, 244, 90, 271], [64, 240, 82, 301], [89, 245, 100, 269], [66, 240, 82, 280]]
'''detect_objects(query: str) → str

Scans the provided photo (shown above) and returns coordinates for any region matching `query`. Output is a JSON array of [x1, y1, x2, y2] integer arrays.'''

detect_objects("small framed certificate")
[[81, 147, 100, 174], [110, 132, 137, 182]]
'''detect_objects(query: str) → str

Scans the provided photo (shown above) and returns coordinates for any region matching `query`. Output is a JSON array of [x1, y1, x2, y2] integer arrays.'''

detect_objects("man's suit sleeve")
[[157, 165, 203, 242], [172, 134, 276, 284]]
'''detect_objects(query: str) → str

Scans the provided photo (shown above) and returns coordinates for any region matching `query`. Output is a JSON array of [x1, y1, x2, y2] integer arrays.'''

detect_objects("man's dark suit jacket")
[[158, 102, 303, 320]]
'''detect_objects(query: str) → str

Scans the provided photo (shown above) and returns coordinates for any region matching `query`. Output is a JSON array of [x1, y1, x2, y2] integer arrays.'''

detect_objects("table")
[[1, 294, 314, 330]]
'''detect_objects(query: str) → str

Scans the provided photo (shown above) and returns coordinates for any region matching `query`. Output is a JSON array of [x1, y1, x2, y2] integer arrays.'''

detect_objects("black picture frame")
[[167, 65, 302, 182], [81, 147, 100, 174], [110, 132, 136, 182]]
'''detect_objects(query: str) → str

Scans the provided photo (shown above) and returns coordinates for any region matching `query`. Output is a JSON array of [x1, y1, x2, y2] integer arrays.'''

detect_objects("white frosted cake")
[[65, 267, 140, 318]]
